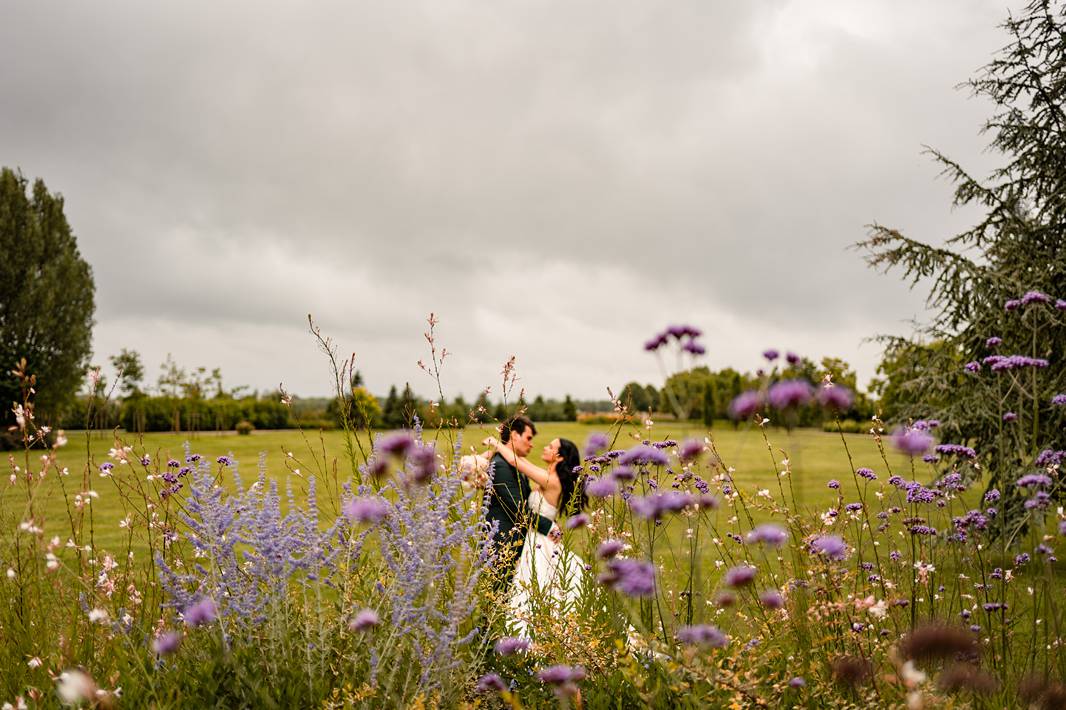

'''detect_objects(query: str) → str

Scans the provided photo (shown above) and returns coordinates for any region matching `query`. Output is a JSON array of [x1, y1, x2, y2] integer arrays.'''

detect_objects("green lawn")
[[2, 422, 919, 556]]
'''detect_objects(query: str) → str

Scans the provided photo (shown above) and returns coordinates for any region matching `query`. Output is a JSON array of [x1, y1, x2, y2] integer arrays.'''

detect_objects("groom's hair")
[[499, 415, 536, 444]]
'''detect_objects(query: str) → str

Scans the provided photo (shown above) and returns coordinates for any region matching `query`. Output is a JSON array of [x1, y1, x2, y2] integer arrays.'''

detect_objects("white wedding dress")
[[507, 489, 586, 639]]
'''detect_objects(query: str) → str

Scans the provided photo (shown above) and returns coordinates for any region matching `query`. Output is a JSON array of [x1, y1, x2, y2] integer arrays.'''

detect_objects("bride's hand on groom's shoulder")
[[548, 524, 562, 544], [481, 436, 499, 449]]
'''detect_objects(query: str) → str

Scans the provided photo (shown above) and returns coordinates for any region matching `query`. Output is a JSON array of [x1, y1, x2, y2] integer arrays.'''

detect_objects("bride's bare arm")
[[495, 442, 551, 489]]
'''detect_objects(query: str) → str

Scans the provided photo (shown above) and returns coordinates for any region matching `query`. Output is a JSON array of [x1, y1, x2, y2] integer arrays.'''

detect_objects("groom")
[[484, 415, 555, 593]]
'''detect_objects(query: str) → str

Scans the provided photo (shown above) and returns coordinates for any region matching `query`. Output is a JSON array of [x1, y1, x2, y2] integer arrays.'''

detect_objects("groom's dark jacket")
[[485, 452, 554, 570]]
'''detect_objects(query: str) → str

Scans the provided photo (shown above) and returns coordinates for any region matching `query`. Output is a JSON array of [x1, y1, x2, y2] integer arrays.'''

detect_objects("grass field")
[[4, 421, 919, 555]]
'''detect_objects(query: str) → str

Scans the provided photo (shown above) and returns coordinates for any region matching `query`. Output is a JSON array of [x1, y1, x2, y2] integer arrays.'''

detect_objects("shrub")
[[235, 419, 254, 435]]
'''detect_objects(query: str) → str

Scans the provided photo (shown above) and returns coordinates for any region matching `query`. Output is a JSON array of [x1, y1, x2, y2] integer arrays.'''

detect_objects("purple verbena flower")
[[810, 535, 848, 561], [789, 677, 806, 688], [729, 390, 763, 419], [343, 496, 391, 524], [599, 558, 655, 597], [476, 673, 507, 693], [1015, 474, 1052, 489], [566, 513, 589, 530], [1025, 491, 1051, 510], [677, 624, 729, 648], [964, 361, 981, 374], [856, 468, 876, 481], [906, 483, 937, 504], [152, 631, 182, 655], [1003, 412, 1018, 422], [585, 476, 617, 498], [1052, 394, 1066, 406], [786, 351, 801, 365], [349, 608, 380, 631], [618, 445, 669, 467], [827, 479, 841, 490], [597, 540, 625, 559], [183, 598, 217, 627], [986, 336, 1002, 347], [891, 427, 934, 457], [768, 379, 814, 410], [936, 444, 977, 459], [495, 636, 530, 656], [817, 384, 853, 411], [678, 438, 704, 463], [407, 444, 438, 483], [1020, 290, 1051, 306], [377, 432, 415, 457], [1035, 450, 1066, 467], [585, 432, 610, 457], [762, 349, 780, 361], [986, 354, 1049, 371], [760, 589, 784, 609], [746, 524, 788, 548], [682, 340, 706, 355], [723, 565, 757, 587], [629, 491, 695, 520], [537, 664, 586, 685]]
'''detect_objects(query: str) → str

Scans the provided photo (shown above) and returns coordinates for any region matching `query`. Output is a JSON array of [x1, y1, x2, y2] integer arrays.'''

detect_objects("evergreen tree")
[[1, 168, 95, 444], [857, 0, 1066, 510], [530, 395, 547, 421], [562, 395, 577, 422], [383, 385, 402, 428], [702, 379, 717, 427], [398, 383, 419, 428]]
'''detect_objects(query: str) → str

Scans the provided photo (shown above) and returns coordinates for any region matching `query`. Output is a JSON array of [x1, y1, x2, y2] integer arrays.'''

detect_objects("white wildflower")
[[56, 669, 97, 706]]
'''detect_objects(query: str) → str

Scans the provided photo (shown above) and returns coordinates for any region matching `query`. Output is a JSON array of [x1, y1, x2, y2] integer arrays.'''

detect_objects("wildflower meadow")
[[2, 301, 1065, 709]]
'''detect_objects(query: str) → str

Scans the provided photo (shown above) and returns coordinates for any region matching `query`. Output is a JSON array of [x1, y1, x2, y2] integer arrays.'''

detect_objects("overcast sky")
[[1, 1, 1015, 400]]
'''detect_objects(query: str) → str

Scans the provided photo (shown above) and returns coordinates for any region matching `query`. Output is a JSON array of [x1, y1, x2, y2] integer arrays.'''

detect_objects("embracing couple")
[[479, 416, 588, 637]]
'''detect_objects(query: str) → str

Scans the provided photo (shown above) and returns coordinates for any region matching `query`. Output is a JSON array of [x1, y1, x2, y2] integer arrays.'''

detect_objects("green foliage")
[[109, 348, 145, 398], [701, 380, 717, 427], [662, 367, 714, 419], [327, 386, 383, 430], [382, 385, 402, 428], [562, 394, 577, 422], [0, 168, 95, 445], [58, 394, 292, 432], [857, 0, 1066, 500], [398, 383, 420, 428], [235, 419, 254, 435]]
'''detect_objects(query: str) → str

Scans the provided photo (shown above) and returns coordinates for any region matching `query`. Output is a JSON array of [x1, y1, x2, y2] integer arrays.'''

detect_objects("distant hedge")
[[58, 395, 292, 433]]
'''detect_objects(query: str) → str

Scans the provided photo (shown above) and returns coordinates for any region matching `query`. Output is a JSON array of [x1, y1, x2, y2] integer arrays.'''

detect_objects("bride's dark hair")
[[555, 438, 587, 514]]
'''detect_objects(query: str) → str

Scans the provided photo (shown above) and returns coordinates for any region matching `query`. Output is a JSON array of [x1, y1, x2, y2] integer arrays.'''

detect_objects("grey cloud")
[[0, 0, 1021, 397]]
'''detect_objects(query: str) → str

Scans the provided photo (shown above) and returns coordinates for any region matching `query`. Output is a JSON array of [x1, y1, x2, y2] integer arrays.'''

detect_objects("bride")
[[488, 436, 588, 639]]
